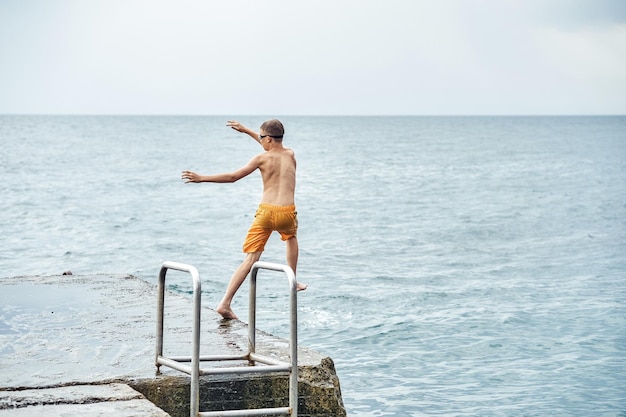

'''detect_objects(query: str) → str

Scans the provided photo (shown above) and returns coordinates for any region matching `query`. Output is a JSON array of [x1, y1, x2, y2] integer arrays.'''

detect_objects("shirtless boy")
[[181, 119, 306, 320]]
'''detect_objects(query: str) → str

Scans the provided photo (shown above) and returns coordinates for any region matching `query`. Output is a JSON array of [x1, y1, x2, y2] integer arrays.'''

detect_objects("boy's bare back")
[[258, 147, 296, 206]]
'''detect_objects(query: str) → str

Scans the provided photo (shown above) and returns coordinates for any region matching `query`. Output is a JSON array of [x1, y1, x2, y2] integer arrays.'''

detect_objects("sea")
[[1, 115, 625, 416]]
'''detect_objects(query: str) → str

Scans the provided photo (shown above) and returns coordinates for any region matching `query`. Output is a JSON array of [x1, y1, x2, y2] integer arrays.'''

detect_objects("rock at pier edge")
[[0, 274, 346, 416]]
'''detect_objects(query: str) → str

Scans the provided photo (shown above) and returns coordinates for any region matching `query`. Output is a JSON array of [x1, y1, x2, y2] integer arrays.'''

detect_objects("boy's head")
[[260, 119, 284, 142]]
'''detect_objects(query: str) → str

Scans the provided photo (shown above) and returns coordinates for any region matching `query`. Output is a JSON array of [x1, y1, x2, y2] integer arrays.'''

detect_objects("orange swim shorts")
[[243, 204, 298, 253]]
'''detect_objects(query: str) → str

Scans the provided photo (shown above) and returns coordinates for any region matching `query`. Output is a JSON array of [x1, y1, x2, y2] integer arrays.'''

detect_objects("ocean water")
[[1, 115, 625, 416]]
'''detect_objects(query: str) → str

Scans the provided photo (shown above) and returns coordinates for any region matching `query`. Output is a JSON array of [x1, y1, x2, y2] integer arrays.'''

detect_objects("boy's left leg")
[[286, 237, 307, 291]]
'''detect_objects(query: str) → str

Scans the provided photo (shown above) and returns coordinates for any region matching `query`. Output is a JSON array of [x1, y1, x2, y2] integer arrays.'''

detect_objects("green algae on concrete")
[[130, 356, 345, 417]]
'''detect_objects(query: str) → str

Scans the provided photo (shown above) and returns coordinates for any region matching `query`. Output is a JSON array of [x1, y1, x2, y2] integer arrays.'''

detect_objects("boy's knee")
[[243, 252, 262, 265]]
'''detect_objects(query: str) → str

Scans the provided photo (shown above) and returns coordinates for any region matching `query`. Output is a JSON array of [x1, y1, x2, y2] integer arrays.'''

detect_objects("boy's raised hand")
[[227, 120, 246, 132]]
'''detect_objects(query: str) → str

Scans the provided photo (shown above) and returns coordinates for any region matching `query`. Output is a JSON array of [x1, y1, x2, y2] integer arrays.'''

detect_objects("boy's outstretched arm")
[[182, 155, 261, 184], [227, 120, 262, 146]]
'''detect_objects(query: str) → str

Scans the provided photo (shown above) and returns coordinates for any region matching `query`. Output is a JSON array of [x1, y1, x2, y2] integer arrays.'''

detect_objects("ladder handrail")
[[156, 261, 202, 416], [155, 260, 298, 417], [249, 261, 298, 413]]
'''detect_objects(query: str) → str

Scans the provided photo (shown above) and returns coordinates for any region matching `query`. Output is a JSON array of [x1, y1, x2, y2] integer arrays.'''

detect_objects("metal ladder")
[[155, 260, 298, 417]]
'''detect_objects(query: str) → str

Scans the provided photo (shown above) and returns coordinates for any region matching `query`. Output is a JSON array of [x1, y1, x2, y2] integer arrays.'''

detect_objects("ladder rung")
[[156, 356, 192, 375], [249, 353, 288, 366], [200, 364, 290, 376], [158, 355, 291, 376], [199, 407, 291, 416], [168, 354, 249, 362]]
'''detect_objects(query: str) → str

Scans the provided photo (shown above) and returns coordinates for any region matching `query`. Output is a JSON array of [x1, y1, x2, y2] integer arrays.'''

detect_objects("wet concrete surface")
[[0, 273, 340, 416]]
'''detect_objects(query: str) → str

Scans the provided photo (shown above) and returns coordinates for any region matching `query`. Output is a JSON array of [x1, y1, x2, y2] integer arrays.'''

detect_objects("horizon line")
[[1, 113, 625, 117]]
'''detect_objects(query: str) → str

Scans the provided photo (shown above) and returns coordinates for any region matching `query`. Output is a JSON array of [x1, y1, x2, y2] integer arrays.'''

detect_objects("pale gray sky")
[[1, 0, 625, 115]]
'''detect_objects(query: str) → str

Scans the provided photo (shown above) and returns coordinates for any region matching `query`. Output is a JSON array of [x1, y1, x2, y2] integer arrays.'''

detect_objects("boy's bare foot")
[[217, 284, 305, 319], [216, 304, 238, 320]]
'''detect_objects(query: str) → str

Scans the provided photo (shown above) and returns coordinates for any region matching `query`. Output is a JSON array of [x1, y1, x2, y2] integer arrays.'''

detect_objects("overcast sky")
[[1, 0, 625, 115]]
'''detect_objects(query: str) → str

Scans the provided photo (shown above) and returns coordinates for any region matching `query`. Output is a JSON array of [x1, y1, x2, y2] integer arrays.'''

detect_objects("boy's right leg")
[[217, 251, 262, 320]]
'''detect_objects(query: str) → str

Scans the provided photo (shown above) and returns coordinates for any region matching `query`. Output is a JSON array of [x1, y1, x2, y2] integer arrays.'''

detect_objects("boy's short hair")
[[261, 119, 284, 141]]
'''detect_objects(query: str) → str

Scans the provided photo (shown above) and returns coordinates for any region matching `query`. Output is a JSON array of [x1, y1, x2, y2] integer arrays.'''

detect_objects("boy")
[[182, 119, 306, 320]]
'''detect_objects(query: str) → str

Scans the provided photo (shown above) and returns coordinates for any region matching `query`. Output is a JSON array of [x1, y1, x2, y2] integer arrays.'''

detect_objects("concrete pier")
[[0, 274, 346, 416]]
